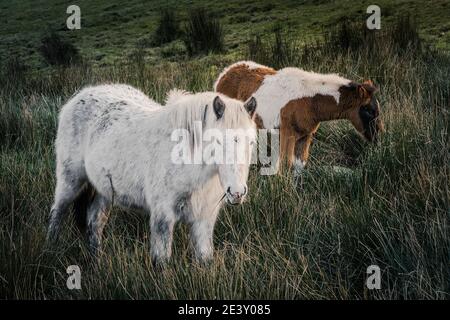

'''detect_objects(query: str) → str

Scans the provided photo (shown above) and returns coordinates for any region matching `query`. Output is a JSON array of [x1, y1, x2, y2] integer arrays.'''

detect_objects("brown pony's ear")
[[358, 81, 378, 100], [244, 97, 257, 118], [362, 80, 378, 95]]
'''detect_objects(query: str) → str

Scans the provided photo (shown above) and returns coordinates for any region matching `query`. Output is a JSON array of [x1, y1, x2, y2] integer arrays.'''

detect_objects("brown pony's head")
[[339, 80, 383, 142]]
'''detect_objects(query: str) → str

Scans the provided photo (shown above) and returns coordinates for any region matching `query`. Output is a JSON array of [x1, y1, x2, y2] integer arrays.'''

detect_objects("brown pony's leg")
[[279, 123, 297, 174], [294, 134, 313, 168], [294, 124, 319, 170], [293, 131, 318, 179]]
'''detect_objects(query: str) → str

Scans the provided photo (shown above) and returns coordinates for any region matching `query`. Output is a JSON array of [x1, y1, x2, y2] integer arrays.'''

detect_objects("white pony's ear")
[[244, 97, 257, 118], [213, 96, 225, 119]]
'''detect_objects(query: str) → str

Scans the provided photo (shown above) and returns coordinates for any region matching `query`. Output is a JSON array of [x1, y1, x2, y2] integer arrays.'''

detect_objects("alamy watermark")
[[366, 5, 381, 30], [171, 124, 280, 176], [366, 265, 381, 290], [66, 5, 81, 30], [66, 265, 81, 290]]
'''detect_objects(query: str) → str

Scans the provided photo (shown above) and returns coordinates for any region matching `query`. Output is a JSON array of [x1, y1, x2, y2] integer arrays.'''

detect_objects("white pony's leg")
[[149, 202, 176, 266], [190, 213, 219, 263], [188, 176, 223, 263], [47, 173, 85, 243], [86, 194, 111, 256]]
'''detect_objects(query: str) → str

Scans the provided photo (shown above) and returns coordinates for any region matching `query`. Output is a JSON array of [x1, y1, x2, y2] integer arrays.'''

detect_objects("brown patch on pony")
[[278, 95, 336, 168], [216, 64, 276, 101], [216, 63, 275, 129]]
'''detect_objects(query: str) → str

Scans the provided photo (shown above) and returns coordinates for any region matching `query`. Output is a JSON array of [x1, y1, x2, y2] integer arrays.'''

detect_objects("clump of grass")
[[324, 14, 421, 55], [248, 14, 424, 69], [183, 8, 225, 56], [0, 56, 29, 93], [160, 41, 187, 60], [39, 31, 81, 66], [2, 56, 28, 82], [248, 26, 301, 69], [153, 8, 180, 46]]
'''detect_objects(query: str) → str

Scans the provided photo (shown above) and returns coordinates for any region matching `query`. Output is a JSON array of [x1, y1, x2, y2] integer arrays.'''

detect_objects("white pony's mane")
[[165, 88, 191, 106], [165, 91, 254, 132]]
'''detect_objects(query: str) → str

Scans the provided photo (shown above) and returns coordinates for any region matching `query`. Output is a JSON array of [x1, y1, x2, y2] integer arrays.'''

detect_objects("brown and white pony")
[[214, 61, 383, 175]]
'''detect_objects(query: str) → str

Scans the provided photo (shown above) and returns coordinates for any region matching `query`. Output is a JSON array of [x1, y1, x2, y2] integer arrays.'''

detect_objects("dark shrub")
[[153, 8, 180, 45], [248, 27, 300, 69], [324, 19, 372, 53], [247, 14, 425, 71], [183, 8, 224, 56], [391, 15, 421, 51], [324, 14, 420, 55], [39, 32, 81, 66]]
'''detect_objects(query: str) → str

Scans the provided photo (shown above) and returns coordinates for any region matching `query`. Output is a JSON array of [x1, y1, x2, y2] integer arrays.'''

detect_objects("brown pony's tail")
[[73, 183, 96, 234]]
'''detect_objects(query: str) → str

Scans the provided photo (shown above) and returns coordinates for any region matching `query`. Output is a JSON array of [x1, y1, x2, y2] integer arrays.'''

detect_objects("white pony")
[[47, 84, 258, 264]]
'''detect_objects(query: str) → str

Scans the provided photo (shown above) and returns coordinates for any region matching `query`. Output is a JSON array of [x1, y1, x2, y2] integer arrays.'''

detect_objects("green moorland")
[[1, 0, 449, 67], [0, 0, 449, 299]]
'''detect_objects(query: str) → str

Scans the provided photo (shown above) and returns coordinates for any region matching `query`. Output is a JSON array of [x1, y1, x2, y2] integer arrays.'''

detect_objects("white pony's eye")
[[234, 137, 239, 143]]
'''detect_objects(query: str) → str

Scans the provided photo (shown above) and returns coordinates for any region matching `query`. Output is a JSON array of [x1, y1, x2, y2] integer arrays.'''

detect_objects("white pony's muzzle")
[[225, 185, 247, 205]]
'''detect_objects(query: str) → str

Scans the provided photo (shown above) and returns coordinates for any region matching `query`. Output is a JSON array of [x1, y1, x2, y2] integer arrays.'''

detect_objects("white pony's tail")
[[165, 89, 191, 106]]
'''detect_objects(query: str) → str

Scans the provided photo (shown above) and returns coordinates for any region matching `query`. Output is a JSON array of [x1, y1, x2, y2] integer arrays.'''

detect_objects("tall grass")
[[248, 15, 428, 70], [0, 17, 449, 299], [183, 8, 225, 56]]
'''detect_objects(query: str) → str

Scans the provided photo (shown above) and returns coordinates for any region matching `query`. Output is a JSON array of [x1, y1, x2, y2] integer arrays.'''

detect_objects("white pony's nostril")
[[227, 186, 246, 200]]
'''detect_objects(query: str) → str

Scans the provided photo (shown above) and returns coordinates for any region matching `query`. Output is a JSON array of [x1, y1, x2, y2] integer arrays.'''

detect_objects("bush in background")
[[183, 8, 224, 56], [248, 14, 424, 69], [39, 31, 81, 66], [153, 8, 180, 46], [248, 26, 300, 69]]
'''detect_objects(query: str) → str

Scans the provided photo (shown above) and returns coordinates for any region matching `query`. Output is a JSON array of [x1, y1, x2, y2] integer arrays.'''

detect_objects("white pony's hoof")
[[293, 160, 306, 177]]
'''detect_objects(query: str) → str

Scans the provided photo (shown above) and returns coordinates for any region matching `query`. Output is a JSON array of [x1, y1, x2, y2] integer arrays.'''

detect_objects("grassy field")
[[1, 0, 449, 68], [0, 1, 449, 299]]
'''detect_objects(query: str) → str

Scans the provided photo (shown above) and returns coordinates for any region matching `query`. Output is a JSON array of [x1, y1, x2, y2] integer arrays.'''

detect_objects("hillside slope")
[[0, 0, 449, 68]]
